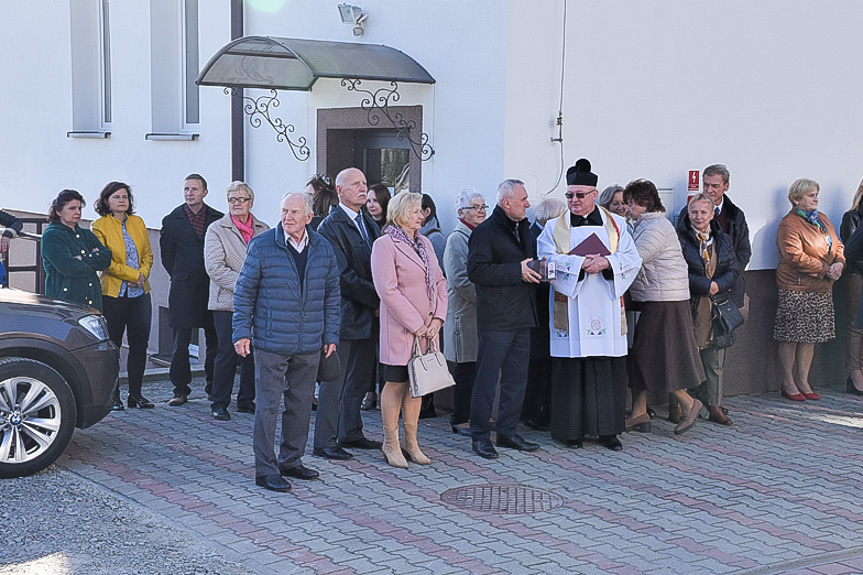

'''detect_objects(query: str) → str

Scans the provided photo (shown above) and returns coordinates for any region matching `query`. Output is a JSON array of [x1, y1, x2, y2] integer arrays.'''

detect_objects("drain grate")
[[441, 484, 565, 514]]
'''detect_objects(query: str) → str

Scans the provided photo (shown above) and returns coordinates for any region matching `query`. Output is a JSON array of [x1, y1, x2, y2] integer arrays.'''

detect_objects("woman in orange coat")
[[774, 178, 845, 401]]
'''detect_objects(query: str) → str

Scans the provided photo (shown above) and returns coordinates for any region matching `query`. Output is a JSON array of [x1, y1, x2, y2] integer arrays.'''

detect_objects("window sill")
[[67, 131, 111, 139], [145, 132, 199, 141]]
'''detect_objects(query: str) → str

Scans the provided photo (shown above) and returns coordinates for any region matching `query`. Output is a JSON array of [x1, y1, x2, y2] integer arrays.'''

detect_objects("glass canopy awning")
[[196, 36, 436, 91]]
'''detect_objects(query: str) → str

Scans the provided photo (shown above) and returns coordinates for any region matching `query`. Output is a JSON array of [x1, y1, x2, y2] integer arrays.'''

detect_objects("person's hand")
[[0, 237, 9, 253], [521, 258, 542, 283], [709, 281, 719, 295], [234, 338, 251, 357], [414, 324, 429, 338], [91, 246, 100, 253], [135, 272, 146, 286], [74, 255, 83, 260], [582, 255, 610, 274], [828, 262, 845, 281], [426, 318, 443, 339], [323, 343, 336, 358]]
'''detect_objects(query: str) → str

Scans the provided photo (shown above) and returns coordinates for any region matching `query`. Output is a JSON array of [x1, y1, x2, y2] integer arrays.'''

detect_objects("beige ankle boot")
[[402, 423, 431, 465], [381, 425, 408, 469]]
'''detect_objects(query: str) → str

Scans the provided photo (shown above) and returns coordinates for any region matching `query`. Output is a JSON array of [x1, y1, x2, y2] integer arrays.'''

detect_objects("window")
[[148, 0, 199, 140], [68, 0, 111, 138]]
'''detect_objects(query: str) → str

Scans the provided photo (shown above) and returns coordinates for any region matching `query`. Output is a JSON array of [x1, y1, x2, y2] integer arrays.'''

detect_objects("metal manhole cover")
[[441, 484, 565, 514]]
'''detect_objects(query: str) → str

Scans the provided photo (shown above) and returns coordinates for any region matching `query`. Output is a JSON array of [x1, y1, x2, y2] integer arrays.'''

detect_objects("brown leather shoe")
[[708, 405, 733, 426], [667, 404, 682, 424]]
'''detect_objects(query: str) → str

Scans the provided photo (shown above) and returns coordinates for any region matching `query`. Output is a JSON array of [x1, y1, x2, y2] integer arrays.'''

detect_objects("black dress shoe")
[[168, 394, 188, 406], [212, 408, 231, 421], [112, 399, 125, 411], [128, 395, 155, 409], [523, 416, 550, 432], [565, 438, 583, 449], [451, 423, 471, 436], [236, 403, 256, 414], [599, 435, 623, 451], [339, 437, 383, 450], [496, 433, 540, 452], [255, 475, 291, 492], [279, 464, 320, 480], [847, 377, 863, 396], [313, 446, 353, 460], [472, 439, 499, 459]]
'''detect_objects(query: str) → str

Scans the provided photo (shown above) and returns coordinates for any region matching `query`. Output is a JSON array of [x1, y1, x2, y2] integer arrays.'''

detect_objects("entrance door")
[[354, 130, 410, 194]]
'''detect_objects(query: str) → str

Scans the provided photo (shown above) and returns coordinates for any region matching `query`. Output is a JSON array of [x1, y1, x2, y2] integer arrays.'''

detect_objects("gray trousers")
[[691, 347, 726, 407], [253, 349, 319, 478], [314, 337, 376, 448]]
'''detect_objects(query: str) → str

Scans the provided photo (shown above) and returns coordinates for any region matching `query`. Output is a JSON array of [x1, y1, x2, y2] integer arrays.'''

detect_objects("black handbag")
[[710, 296, 745, 349]]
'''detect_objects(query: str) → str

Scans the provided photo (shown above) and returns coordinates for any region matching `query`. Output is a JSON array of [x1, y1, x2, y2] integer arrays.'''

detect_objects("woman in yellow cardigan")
[[91, 182, 155, 410]]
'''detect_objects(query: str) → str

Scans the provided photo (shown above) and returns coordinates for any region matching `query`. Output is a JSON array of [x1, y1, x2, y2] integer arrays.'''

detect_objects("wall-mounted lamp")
[[338, 3, 368, 36]]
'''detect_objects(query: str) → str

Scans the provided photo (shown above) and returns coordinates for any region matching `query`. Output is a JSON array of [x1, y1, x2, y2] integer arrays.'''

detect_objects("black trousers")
[[211, 310, 255, 410], [170, 324, 217, 396], [448, 360, 476, 426], [102, 292, 152, 397]]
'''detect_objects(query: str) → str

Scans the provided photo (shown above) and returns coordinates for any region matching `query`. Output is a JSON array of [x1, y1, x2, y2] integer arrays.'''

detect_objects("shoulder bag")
[[408, 337, 455, 398], [710, 295, 745, 349]]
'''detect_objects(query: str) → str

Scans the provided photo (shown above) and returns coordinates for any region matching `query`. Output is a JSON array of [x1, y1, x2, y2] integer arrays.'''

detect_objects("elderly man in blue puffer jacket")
[[233, 192, 340, 493]]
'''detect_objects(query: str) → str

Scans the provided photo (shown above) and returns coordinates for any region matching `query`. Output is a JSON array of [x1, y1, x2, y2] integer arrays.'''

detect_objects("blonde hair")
[[386, 192, 423, 229], [788, 178, 819, 205], [687, 192, 714, 211]]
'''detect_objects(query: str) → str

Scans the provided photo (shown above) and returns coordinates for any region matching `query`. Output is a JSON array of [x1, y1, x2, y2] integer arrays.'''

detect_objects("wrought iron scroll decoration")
[[225, 88, 310, 161], [340, 79, 435, 161]]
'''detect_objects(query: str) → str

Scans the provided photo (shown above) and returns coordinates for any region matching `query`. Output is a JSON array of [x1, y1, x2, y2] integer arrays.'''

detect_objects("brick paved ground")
[[51, 380, 863, 574]]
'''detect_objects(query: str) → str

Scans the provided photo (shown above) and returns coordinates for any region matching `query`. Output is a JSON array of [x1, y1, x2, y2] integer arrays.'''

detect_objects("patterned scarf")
[[695, 229, 712, 265], [794, 207, 832, 249], [232, 214, 255, 244], [386, 225, 434, 299]]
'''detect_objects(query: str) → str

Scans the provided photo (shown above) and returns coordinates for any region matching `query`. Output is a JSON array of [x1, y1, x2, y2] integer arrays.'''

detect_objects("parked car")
[[0, 288, 119, 478]]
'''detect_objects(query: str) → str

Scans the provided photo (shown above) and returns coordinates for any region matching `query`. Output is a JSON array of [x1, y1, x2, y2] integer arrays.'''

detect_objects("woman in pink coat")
[[371, 192, 448, 468]]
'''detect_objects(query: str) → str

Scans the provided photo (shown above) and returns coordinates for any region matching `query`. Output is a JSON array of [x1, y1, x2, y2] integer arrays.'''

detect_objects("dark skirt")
[[774, 289, 836, 343], [550, 356, 627, 441], [629, 300, 705, 394], [381, 363, 410, 383]]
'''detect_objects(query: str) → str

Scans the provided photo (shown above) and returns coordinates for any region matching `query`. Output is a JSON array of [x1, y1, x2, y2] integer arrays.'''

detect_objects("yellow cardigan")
[[90, 214, 153, 297]]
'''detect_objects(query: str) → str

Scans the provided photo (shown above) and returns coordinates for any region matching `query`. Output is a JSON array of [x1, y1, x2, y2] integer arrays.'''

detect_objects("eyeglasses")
[[565, 190, 597, 200], [464, 204, 489, 211], [227, 197, 252, 204]]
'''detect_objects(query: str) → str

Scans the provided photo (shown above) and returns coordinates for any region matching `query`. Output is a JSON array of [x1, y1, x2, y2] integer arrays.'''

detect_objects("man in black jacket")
[[160, 174, 224, 406], [314, 167, 382, 460], [467, 179, 542, 459], [676, 164, 751, 307]]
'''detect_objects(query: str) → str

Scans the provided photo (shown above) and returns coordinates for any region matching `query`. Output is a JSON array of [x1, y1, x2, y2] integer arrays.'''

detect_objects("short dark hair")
[[421, 193, 438, 225], [623, 179, 665, 213], [184, 173, 207, 191], [95, 181, 134, 217], [48, 189, 86, 223]]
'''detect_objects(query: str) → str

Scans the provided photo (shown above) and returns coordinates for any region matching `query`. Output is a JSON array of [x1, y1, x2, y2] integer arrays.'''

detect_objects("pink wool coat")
[[371, 233, 448, 366]]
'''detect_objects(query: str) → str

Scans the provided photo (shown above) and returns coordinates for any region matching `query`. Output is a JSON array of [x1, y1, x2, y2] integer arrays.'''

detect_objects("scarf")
[[386, 225, 434, 300], [695, 229, 712, 265], [232, 214, 255, 244], [459, 218, 476, 231], [794, 207, 832, 249]]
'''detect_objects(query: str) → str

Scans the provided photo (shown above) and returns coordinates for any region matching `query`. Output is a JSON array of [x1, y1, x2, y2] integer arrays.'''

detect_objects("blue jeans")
[[470, 329, 531, 440]]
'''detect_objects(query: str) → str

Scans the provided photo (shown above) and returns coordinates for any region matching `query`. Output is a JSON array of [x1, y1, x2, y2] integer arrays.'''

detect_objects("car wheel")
[[0, 358, 77, 479]]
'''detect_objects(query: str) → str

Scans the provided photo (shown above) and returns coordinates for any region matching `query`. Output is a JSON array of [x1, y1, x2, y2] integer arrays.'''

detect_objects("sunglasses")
[[565, 190, 596, 200]]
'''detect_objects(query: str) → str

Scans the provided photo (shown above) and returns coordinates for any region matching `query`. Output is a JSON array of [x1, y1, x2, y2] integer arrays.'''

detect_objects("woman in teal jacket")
[[41, 189, 112, 311]]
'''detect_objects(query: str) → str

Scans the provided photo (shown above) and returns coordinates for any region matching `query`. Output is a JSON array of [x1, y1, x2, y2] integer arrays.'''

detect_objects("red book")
[[570, 233, 610, 257]]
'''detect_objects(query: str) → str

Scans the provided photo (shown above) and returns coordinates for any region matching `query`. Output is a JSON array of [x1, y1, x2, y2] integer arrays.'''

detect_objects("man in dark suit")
[[160, 174, 224, 406], [314, 167, 382, 460], [467, 179, 542, 459]]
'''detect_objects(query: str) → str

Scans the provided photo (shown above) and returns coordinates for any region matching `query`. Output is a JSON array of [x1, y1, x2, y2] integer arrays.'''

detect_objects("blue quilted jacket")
[[233, 226, 340, 355]]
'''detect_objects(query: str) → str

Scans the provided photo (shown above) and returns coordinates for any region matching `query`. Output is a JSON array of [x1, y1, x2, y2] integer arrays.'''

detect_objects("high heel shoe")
[[802, 391, 820, 401], [781, 388, 806, 402], [112, 399, 125, 411], [848, 377, 863, 396], [128, 395, 155, 409], [624, 412, 651, 433]]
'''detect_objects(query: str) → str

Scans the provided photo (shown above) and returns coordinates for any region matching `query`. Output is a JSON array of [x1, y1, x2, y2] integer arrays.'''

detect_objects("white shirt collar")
[[338, 202, 361, 221], [285, 228, 309, 252], [715, 197, 725, 214]]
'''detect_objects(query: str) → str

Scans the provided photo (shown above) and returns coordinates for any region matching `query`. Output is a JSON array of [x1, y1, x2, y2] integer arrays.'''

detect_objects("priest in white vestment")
[[537, 160, 642, 450]]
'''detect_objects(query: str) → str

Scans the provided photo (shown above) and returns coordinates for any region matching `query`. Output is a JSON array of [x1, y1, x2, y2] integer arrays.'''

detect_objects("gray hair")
[[788, 178, 820, 205], [496, 178, 525, 205], [335, 167, 362, 189], [598, 185, 623, 209], [226, 181, 254, 202], [703, 164, 730, 185], [533, 198, 567, 227], [455, 188, 485, 213], [281, 191, 313, 216]]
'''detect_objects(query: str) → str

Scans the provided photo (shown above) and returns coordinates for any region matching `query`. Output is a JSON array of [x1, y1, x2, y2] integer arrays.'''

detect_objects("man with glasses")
[[467, 179, 542, 459], [537, 160, 642, 451], [161, 174, 223, 406]]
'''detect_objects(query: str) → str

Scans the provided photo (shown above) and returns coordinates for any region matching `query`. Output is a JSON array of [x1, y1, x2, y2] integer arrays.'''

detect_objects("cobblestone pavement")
[[6, 376, 863, 575]]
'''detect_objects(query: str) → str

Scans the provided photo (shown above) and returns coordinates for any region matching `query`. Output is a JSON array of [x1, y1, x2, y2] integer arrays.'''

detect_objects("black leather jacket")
[[840, 206, 863, 274]]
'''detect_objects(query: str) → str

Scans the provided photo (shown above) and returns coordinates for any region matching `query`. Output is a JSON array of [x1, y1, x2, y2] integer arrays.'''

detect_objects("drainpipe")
[[230, 0, 244, 181]]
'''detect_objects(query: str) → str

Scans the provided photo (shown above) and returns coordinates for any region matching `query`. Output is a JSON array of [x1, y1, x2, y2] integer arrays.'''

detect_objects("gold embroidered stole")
[[552, 206, 626, 335]]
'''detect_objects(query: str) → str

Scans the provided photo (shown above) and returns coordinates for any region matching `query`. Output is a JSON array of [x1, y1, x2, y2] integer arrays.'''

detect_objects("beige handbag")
[[407, 337, 455, 398]]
